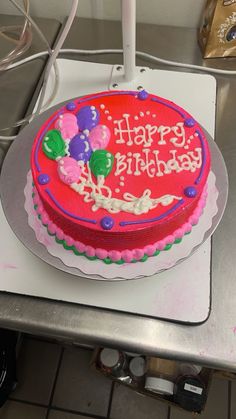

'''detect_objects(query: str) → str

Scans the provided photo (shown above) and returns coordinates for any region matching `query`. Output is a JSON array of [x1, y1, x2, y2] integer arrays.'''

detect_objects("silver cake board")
[[0, 59, 219, 324]]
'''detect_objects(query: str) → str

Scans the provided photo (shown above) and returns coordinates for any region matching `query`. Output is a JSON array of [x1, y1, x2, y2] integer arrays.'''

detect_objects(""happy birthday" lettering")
[[113, 114, 188, 148]]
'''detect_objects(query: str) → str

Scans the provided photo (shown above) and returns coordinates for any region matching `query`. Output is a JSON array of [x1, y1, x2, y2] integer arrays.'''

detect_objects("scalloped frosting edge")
[[32, 184, 208, 264]]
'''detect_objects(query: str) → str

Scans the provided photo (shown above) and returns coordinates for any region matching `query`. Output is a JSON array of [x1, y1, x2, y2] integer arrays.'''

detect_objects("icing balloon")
[[55, 113, 78, 140], [77, 105, 100, 131], [42, 129, 66, 160], [89, 125, 111, 151], [68, 133, 92, 163], [57, 157, 82, 185], [89, 149, 114, 178]]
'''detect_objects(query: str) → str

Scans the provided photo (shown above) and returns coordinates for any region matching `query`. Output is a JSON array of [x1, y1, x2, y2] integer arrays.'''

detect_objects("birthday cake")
[[31, 90, 210, 264]]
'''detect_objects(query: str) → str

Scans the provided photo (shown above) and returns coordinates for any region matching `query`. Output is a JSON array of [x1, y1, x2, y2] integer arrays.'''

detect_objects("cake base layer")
[[32, 182, 208, 264]]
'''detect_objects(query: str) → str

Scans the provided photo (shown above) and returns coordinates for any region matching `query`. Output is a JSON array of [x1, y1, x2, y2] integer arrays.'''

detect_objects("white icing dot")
[[146, 111, 150, 115], [140, 112, 144, 117], [107, 153, 112, 158], [194, 132, 199, 137], [59, 115, 63, 119], [107, 116, 112, 120], [187, 139, 191, 144], [127, 152, 132, 157], [100, 104, 105, 109], [120, 182, 125, 187], [134, 116, 139, 120], [120, 176, 125, 181], [105, 110, 109, 114], [90, 106, 95, 110], [83, 129, 89, 136], [152, 114, 156, 118], [184, 145, 189, 149], [115, 188, 120, 193], [80, 135, 85, 139]]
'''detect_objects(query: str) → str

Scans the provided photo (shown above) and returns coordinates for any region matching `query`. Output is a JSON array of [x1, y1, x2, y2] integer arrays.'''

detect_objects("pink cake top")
[[31, 90, 211, 233]]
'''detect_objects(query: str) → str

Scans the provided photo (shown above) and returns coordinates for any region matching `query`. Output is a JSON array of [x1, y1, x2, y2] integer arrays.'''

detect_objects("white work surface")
[[0, 59, 216, 324]]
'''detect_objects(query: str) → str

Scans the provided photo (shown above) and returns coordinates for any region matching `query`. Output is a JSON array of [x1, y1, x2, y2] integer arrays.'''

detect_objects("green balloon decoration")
[[42, 129, 66, 160], [89, 149, 114, 178]]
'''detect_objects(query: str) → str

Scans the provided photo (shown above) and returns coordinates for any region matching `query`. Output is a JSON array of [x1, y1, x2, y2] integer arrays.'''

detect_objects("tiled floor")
[[0, 336, 235, 419]]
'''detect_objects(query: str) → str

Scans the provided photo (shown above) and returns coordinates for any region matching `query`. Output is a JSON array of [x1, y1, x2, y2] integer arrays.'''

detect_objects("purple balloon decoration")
[[77, 106, 100, 131], [69, 133, 92, 163]]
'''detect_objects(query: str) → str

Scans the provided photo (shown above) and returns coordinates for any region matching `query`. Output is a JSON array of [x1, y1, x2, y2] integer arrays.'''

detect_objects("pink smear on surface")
[[232, 326, 236, 334], [0, 263, 18, 270]]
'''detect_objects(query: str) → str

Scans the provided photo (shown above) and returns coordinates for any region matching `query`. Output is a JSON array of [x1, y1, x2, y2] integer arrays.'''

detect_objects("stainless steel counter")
[[1, 18, 236, 372]]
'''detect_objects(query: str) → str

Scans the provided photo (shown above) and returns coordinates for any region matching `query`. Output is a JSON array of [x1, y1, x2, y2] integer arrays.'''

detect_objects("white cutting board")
[[0, 59, 216, 323]]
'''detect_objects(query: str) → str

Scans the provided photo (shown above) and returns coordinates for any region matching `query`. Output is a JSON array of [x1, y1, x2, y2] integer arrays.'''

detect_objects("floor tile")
[[48, 410, 97, 419], [110, 383, 169, 419], [0, 400, 46, 419], [170, 376, 229, 419], [230, 380, 236, 418], [52, 347, 112, 417], [13, 337, 61, 405]]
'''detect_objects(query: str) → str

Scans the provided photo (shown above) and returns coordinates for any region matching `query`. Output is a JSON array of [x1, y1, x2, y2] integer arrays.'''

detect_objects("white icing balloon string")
[[70, 163, 181, 215]]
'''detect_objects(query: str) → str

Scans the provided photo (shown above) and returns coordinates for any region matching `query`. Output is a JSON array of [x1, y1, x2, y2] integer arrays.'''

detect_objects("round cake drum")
[[0, 93, 228, 280]]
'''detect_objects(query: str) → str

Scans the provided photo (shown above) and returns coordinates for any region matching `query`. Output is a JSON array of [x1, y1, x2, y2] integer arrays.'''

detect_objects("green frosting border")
[[33, 196, 192, 265]]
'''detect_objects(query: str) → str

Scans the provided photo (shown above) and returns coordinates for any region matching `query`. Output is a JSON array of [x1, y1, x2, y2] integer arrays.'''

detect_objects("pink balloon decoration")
[[55, 113, 78, 140], [57, 157, 82, 185], [89, 124, 111, 151]]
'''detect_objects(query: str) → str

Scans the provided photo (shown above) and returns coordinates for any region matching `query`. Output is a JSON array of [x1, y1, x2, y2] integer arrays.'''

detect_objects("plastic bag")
[[199, 0, 236, 57]]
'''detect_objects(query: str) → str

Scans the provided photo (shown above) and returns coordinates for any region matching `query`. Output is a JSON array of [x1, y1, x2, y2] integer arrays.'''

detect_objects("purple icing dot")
[[184, 118, 195, 127], [100, 216, 114, 230], [38, 174, 50, 185], [66, 101, 76, 111], [137, 90, 149, 100], [184, 186, 197, 198]]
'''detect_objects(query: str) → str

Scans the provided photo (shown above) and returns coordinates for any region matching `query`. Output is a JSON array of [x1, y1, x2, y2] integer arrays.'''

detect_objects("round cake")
[[31, 90, 210, 264]]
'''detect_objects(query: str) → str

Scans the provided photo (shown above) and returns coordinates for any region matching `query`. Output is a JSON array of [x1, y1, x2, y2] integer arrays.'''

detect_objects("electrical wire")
[[8, 0, 60, 110], [1, 0, 60, 131], [1, 44, 236, 141], [0, 0, 32, 70], [8, 0, 50, 49], [0, 25, 26, 44], [34, 0, 79, 116], [0, 0, 78, 141], [9, 0, 78, 117], [5, 47, 236, 75]]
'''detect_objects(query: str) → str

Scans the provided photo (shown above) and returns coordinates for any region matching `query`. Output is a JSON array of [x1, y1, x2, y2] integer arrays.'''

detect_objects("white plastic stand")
[[121, 0, 137, 82]]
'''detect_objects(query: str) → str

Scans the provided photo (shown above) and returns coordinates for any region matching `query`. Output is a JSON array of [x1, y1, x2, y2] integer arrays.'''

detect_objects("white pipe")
[[121, 0, 136, 82], [91, 0, 104, 19]]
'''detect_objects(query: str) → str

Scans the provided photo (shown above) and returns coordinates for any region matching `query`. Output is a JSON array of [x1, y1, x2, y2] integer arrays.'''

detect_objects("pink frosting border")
[[32, 185, 208, 263]]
